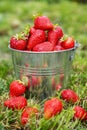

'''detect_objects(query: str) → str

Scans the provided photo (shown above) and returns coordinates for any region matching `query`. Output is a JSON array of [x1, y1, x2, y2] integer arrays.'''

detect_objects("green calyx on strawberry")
[[10, 15, 76, 52], [9, 80, 26, 97], [61, 36, 75, 49], [44, 98, 63, 119], [10, 26, 30, 50]]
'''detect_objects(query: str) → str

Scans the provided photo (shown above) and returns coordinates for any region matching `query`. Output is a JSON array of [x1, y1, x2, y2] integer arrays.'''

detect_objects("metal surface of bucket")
[[8, 42, 78, 100]]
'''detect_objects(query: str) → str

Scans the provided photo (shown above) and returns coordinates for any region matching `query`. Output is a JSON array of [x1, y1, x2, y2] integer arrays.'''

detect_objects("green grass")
[[0, 0, 87, 130]]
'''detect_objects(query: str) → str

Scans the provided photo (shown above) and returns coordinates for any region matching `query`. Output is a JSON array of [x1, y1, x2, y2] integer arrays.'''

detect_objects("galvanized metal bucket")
[[8, 42, 79, 100]]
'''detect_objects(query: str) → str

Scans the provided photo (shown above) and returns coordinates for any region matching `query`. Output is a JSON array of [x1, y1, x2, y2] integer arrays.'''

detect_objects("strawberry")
[[57, 40, 63, 46], [21, 107, 38, 125], [44, 98, 63, 119], [10, 33, 28, 50], [61, 89, 79, 103], [29, 26, 36, 35], [4, 96, 27, 110], [9, 80, 26, 97], [74, 106, 87, 120], [54, 45, 64, 51], [34, 16, 53, 30], [33, 41, 54, 52], [61, 37, 75, 49], [27, 29, 46, 50], [48, 26, 63, 46]]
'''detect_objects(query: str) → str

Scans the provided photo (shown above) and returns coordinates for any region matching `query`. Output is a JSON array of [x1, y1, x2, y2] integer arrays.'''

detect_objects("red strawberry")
[[29, 27, 36, 35], [33, 41, 54, 52], [4, 96, 27, 110], [61, 37, 75, 49], [44, 98, 63, 119], [27, 29, 46, 50], [61, 89, 79, 103], [10, 33, 28, 50], [48, 26, 63, 46], [34, 16, 53, 30], [74, 106, 87, 120], [21, 107, 38, 125], [54, 45, 64, 51], [9, 80, 26, 97], [57, 40, 63, 46]]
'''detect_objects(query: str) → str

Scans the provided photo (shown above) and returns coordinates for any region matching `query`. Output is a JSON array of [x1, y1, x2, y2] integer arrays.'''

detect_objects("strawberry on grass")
[[44, 98, 63, 119], [61, 89, 79, 103], [74, 106, 87, 121], [4, 96, 27, 110], [9, 80, 26, 97], [21, 106, 38, 125]]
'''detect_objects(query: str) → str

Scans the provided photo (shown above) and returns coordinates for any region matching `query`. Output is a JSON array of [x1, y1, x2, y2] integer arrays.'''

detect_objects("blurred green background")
[[0, 0, 87, 61]]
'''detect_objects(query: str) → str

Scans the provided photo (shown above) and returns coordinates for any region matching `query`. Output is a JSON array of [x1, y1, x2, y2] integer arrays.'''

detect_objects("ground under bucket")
[[9, 42, 79, 101]]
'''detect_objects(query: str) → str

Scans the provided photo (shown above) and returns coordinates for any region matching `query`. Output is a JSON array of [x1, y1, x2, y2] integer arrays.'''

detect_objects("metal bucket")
[[8, 42, 79, 100]]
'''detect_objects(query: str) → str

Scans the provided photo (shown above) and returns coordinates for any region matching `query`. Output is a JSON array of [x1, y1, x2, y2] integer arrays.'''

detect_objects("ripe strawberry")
[[54, 45, 64, 51], [44, 98, 63, 119], [4, 96, 27, 110], [57, 40, 63, 46], [33, 41, 54, 52], [21, 107, 38, 125], [61, 37, 75, 49], [48, 26, 63, 46], [61, 89, 79, 103], [29, 26, 36, 35], [34, 16, 53, 30], [10, 33, 28, 50], [27, 29, 46, 50], [9, 80, 26, 97], [74, 106, 87, 120]]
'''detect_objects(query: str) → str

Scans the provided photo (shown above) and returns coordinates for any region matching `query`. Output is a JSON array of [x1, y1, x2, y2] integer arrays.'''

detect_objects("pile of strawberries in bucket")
[[4, 80, 87, 125], [6, 15, 87, 125], [10, 15, 75, 52]]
